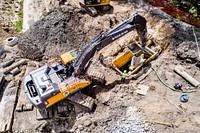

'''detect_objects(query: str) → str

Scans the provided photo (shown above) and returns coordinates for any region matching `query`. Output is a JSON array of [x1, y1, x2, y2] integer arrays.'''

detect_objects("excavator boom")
[[73, 13, 147, 75]]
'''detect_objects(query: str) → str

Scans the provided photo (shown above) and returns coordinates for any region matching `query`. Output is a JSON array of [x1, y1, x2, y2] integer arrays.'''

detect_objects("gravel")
[[111, 119, 153, 133]]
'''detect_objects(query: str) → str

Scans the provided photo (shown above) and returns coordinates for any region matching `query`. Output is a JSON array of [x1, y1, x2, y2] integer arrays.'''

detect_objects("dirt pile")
[[18, 4, 131, 61], [18, 6, 86, 60]]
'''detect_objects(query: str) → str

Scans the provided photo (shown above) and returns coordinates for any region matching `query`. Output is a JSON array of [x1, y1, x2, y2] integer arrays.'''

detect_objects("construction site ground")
[[0, 0, 200, 133]]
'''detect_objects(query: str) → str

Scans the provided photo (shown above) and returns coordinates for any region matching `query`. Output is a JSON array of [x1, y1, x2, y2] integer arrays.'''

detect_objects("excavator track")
[[36, 92, 95, 120], [67, 92, 95, 112], [79, 2, 98, 17], [88, 70, 105, 85]]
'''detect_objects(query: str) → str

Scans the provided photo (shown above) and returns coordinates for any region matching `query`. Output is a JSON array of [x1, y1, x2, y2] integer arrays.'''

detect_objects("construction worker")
[[188, 6, 197, 20], [121, 70, 127, 82], [98, 51, 104, 64]]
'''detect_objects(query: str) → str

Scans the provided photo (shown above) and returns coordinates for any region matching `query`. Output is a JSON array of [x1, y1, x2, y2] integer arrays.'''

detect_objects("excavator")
[[79, 0, 112, 16], [24, 13, 148, 113]]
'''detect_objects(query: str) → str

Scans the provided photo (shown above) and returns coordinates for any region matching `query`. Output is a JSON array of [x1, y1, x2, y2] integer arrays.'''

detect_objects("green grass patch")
[[14, 1, 23, 32], [15, 19, 23, 32]]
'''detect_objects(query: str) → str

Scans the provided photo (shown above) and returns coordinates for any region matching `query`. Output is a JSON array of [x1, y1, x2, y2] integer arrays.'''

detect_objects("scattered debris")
[[136, 84, 149, 95], [1, 59, 15, 68], [174, 66, 200, 87], [163, 97, 182, 112], [5, 37, 19, 47], [146, 120, 174, 127], [3, 59, 27, 75], [10, 67, 21, 76], [152, 67, 196, 93], [174, 83, 183, 91], [180, 94, 189, 103], [0, 69, 5, 89], [0, 46, 6, 59]]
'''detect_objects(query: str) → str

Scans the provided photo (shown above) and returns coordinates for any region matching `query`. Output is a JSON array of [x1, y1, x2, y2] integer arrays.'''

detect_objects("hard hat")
[[141, 54, 145, 59], [124, 70, 127, 73], [129, 66, 133, 70], [99, 51, 102, 54]]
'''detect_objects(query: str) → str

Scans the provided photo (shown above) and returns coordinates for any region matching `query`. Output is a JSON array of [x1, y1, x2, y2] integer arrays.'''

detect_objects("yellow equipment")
[[79, 0, 112, 16], [24, 13, 148, 111], [111, 43, 159, 76], [60, 49, 79, 65]]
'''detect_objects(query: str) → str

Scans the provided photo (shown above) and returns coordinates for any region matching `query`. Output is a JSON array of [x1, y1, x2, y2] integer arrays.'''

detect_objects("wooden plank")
[[15, 62, 38, 112], [0, 68, 4, 89], [0, 75, 5, 89], [0, 83, 18, 132]]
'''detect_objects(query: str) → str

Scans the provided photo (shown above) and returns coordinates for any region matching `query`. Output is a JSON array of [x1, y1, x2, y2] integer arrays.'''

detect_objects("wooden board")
[[0, 68, 5, 89], [15, 63, 37, 112], [0, 75, 5, 89], [0, 85, 18, 132]]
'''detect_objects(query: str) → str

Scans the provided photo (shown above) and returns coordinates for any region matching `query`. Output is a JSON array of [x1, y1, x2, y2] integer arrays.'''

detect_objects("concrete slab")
[[136, 84, 149, 95]]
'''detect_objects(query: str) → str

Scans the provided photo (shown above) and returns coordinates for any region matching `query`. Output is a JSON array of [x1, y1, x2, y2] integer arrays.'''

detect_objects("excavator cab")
[[84, 0, 110, 6], [80, 0, 112, 17]]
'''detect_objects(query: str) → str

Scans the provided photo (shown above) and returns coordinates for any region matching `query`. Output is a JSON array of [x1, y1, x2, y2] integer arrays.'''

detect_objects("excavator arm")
[[73, 13, 147, 75], [24, 13, 147, 110]]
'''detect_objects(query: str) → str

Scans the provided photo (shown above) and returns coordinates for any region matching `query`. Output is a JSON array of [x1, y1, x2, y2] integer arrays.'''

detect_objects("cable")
[[192, 27, 200, 60], [151, 67, 196, 93]]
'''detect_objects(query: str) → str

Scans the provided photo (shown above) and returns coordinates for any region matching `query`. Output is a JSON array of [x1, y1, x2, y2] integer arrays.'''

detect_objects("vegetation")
[[168, 0, 199, 20], [14, 1, 23, 32]]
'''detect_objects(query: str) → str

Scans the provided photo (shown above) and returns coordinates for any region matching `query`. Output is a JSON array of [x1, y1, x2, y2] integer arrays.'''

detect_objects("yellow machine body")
[[60, 49, 78, 65], [112, 51, 134, 69], [85, 0, 110, 6], [46, 77, 91, 108]]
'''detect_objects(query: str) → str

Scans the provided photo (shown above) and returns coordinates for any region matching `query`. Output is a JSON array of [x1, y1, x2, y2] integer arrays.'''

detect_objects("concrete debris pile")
[[111, 120, 152, 133]]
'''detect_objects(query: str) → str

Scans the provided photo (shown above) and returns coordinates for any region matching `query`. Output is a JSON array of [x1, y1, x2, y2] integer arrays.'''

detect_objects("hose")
[[192, 27, 200, 60], [151, 67, 196, 93]]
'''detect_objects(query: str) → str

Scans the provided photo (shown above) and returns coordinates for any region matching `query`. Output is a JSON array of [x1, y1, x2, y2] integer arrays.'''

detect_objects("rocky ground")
[[0, 0, 200, 133]]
